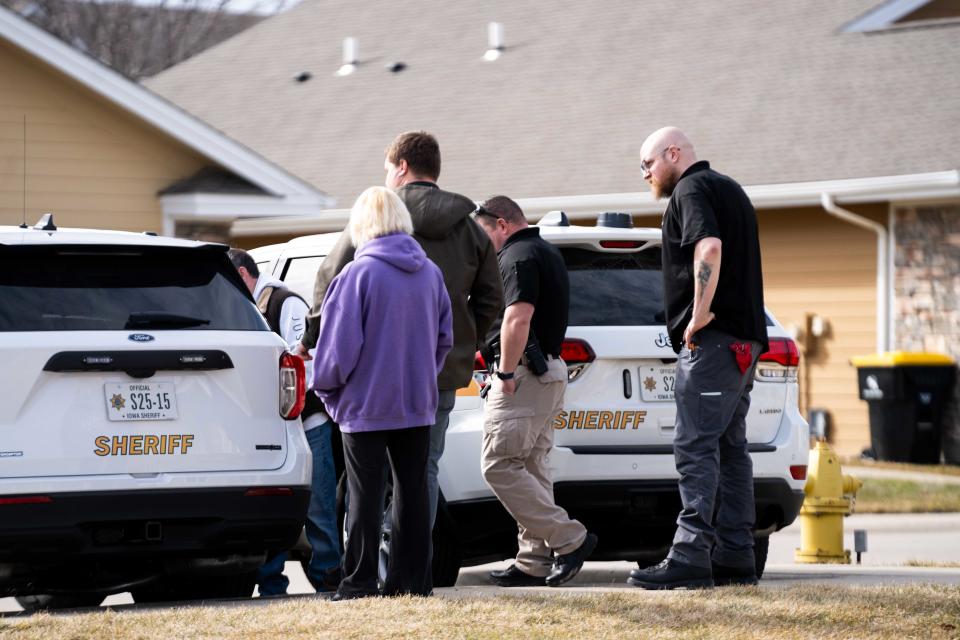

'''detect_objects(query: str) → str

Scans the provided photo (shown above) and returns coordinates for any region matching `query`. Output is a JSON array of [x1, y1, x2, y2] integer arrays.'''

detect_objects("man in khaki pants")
[[474, 196, 597, 587]]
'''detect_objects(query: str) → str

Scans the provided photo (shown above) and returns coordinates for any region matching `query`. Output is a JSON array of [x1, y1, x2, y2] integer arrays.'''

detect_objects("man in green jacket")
[[296, 130, 503, 533]]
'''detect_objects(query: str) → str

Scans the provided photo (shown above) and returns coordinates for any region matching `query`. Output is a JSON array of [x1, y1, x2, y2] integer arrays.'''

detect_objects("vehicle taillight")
[[561, 339, 596, 364], [761, 337, 800, 367], [561, 339, 595, 382], [279, 352, 306, 419], [755, 337, 800, 383], [789, 465, 808, 481], [473, 350, 491, 392]]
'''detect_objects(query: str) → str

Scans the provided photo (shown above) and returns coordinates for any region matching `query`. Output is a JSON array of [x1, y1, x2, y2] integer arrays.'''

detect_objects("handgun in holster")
[[483, 333, 549, 378]]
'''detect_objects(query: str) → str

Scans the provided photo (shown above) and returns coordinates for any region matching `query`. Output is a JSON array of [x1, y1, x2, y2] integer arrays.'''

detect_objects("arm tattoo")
[[695, 260, 712, 301]]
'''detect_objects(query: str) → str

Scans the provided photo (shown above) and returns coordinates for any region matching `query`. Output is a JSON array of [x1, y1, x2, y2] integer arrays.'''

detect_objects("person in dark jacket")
[[311, 186, 453, 599], [296, 131, 503, 533], [228, 249, 342, 596]]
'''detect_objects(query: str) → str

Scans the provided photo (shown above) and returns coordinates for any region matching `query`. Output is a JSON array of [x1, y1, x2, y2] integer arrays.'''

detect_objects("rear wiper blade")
[[125, 312, 211, 329]]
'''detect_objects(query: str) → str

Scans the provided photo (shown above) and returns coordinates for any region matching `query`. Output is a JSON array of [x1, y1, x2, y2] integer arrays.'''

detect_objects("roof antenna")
[[20, 115, 27, 229], [484, 22, 504, 61]]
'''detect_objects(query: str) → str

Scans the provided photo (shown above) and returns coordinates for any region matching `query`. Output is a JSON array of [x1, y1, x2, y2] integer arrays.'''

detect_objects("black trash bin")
[[852, 352, 957, 464]]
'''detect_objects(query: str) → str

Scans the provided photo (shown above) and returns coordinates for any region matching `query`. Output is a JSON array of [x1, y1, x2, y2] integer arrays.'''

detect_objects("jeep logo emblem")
[[655, 333, 672, 349], [128, 333, 155, 343]]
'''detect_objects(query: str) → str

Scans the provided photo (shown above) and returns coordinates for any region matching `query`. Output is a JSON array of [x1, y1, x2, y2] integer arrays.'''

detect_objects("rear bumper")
[[553, 477, 804, 533], [0, 486, 309, 562], [448, 478, 804, 565]]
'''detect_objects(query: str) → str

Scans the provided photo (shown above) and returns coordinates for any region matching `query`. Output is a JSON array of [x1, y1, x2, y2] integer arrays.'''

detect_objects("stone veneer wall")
[[894, 203, 960, 461]]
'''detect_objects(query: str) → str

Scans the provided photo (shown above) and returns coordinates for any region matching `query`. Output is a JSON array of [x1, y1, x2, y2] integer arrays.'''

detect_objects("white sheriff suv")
[[0, 217, 311, 609], [252, 211, 809, 586]]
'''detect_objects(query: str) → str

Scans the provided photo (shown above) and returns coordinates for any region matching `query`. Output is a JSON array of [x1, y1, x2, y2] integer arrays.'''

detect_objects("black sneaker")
[[712, 563, 758, 586], [627, 558, 714, 590], [546, 532, 598, 587], [489, 564, 547, 587]]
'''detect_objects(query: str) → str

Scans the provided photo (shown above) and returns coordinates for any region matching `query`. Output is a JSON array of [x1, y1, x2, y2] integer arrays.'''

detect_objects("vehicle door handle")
[[623, 369, 632, 399]]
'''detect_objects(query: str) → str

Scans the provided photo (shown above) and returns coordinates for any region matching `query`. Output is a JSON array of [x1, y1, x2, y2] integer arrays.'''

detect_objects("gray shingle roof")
[[146, 0, 960, 207]]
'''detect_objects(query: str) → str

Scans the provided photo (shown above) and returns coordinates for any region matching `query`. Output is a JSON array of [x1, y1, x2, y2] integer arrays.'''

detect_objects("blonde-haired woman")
[[311, 186, 453, 599]]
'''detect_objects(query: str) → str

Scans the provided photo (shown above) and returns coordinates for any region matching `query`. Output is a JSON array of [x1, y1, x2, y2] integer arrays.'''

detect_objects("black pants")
[[339, 425, 432, 597]]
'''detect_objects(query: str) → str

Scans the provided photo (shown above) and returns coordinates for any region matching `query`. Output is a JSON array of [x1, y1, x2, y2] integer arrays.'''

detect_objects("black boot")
[[627, 558, 713, 590], [546, 533, 598, 587], [489, 564, 547, 587]]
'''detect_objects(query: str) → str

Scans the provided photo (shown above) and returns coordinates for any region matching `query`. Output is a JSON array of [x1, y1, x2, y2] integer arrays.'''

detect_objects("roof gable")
[[0, 4, 332, 207]]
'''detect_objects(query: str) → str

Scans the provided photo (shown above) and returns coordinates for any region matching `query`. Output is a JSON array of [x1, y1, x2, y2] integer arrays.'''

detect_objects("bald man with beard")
[[628, 127, 769, 590]]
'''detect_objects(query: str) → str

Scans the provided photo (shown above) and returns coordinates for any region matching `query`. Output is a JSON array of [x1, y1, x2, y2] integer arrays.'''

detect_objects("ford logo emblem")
[[128, 333, 155, 343]]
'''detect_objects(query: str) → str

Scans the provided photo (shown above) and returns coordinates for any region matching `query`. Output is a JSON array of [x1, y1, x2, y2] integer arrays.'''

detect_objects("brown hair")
[[385, 131, 441, 180], [227, 248, 259, 277], [478, 195, 525, 225]]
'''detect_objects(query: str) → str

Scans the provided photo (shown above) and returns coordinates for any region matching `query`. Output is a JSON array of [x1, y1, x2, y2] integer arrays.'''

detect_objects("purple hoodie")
[[310, 232, 453, 433]]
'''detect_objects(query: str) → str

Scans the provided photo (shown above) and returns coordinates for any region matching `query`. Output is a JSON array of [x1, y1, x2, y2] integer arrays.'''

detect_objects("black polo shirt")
[[661, 161, 768, 354], [489, 226, 569, 358]]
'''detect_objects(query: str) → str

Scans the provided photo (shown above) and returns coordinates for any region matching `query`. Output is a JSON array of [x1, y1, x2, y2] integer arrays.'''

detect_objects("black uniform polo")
[[489, 226, 569, 358], [661, 161, 768, 354]]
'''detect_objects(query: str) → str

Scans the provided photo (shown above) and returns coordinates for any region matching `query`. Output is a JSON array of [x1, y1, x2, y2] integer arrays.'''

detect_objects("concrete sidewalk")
[[451, 512, 960, 592], [445, 562, 960, 596]]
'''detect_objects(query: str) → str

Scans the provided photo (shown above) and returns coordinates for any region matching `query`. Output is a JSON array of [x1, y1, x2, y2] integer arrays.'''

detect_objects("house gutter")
[[819, 193, 888, 354]]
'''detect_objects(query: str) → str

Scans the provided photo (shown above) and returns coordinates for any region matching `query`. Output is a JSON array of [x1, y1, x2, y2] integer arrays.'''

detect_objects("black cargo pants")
[[667, 328, 762, 570]]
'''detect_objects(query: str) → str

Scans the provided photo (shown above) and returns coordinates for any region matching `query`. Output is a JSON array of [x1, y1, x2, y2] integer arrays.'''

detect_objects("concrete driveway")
[[451, 512, 960, 592]]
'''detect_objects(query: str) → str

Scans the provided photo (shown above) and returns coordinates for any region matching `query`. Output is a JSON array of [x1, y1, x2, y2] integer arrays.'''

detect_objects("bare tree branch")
[[1, 0, 266, 79]]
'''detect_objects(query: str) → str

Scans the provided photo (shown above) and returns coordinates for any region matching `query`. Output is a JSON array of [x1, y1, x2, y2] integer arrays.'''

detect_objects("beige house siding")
[[0, 39, 208, 233], [637, 203, 884, 456]]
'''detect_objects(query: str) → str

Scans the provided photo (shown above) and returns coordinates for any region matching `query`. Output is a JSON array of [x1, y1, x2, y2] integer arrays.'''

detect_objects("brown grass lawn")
[[854, 478, 960, 513], [2, 585, 959, 640], [842, 459, 960, 477], [905, 561, 960, 569]]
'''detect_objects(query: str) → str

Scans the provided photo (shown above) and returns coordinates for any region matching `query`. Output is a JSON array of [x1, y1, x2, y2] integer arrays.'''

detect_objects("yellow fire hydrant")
[[794, 440, 863, 564]]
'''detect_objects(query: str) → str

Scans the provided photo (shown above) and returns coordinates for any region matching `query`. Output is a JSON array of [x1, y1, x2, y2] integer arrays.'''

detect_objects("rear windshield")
[[561, 246, 777, 327], [561, 247, 665, 326], [0, 246, 268, 332]]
